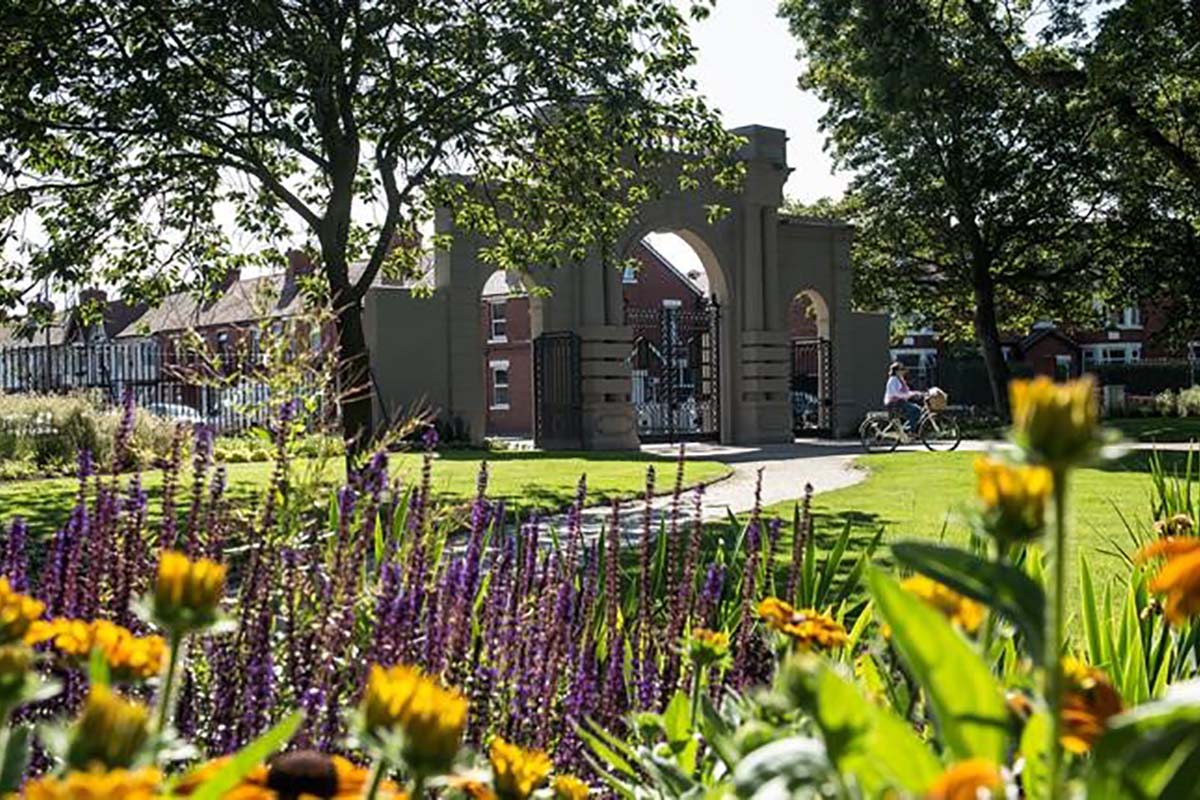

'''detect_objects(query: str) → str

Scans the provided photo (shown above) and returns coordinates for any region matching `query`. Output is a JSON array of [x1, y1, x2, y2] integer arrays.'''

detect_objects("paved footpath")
[[556, 438, 1194, 539]]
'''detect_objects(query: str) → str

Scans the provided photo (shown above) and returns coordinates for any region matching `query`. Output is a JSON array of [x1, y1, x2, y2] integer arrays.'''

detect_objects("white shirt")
[[884, 375, 909, 405]]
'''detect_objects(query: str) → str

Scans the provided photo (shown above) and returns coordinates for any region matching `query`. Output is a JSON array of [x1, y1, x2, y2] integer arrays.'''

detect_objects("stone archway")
[[364, 125, 892, 448]]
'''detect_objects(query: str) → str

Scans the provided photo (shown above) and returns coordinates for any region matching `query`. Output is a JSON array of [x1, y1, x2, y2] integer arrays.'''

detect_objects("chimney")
[[79, 287, 107, 307], [201, 268, 239, 310], [280, 249, 315, 308]]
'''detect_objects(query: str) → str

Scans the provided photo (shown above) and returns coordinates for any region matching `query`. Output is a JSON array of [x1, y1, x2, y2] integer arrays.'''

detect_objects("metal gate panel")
[[533, 332, 582, 450], [791, 338, 834, 436], [626, 299, 720, 442]]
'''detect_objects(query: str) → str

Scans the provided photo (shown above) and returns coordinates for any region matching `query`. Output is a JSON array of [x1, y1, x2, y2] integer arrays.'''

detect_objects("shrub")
[[1178, 386, 1200, 417]]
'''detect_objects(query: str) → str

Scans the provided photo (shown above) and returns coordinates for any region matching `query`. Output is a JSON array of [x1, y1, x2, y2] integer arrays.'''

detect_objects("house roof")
[[636, 239, 707, 297]]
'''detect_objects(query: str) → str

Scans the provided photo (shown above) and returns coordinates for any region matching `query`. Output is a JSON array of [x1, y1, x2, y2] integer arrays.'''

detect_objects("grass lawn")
[[763, 449, 1191, 622], [0, 449, 731, 536], [1109, 416, 1200, 443]]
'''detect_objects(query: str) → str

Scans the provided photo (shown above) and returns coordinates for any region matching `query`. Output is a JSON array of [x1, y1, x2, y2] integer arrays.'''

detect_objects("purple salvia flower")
[[157, 424, 186, 551], [733, 519, 762, 690], [602, 630, 628, 731], [370, 562, 405, 666], [786, 483, 814, 605], [204, 465, 228, 560], [422, 424, 439, 450], [663, 445, 686, 611], [183, 424, 213, 555], [110, 386, 136, 474], [604, 501, 621, 641], [113, 474, 148, 628], [3, 518, 29, 592], [695, 563, 726, 631], [635, 466, 657, 707]]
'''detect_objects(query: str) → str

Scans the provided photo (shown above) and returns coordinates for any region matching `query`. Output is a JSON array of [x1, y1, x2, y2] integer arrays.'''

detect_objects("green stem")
[[364, 757, 390, 800], [407, 772, 427, 800], [154, 631, 185, 739], [689, 665, 704, 729], [1048, 468, 1069, 800]]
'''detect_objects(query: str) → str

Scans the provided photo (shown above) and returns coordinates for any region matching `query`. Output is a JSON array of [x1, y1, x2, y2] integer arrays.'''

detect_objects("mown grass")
[[759, 449, 1194, 622], [0, 448, 732, 536]]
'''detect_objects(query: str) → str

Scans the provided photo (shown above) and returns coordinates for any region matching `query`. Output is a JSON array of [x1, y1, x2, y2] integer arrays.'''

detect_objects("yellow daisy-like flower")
[[756, 597, 848, 650], [974, 456, 1053, 544], [900, 575, 985, 634], [27, 619, 166, 681], [153, 550, 226, 632], [1136, 537, 1200, 624], [0, 578, 45, 645], [925, 759, 1005, 799], [1060, 657, 1122, 755], [686, 627, 730, 667], [362, 663, 468, 775], [65, 685, 150, 771], [1009, 375, 1100, 468], [488, 738, 552, 800], [175, 750, 406, 799], [552, 774, 589, 800], [23, 766, 161, 800]]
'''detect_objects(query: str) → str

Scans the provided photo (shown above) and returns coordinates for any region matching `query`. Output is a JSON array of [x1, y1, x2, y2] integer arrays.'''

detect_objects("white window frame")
[[1107, 305, 1142, 330], [1082, 343, 1142, 366], [489, 359, 511, 410], [488, 300, 508, 343]]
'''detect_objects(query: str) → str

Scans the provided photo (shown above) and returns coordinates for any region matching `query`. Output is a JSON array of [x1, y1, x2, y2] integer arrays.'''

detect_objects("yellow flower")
[[552, 774, 589, 800], [362, 663, 468, 775], [686, 627, 730, 667], [24, 767, 161, 799], [27, 619, 166, 681], [0, 578, 44, 645], [1136, 537, 1200, 624], [488, 738, 552, 800], [974, 456, 1053, 543], [1009, 375, 1100, 468], [900, 575, 985, 634], [1153, 513, 1194, 538], [925, 759, 1005, 799], [1060, 657, 1122, 754], [756, 597, 848, 650], [175, 750, 406, 799], [65, 685, 150, 771], [153, 550, 226, 632]]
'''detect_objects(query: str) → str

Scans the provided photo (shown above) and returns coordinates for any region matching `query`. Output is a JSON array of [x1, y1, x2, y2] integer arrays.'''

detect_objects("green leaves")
[[780, 655, 940, 795], [867, 569, 1008, 764], [892, 541, 1046, 663], [1089, 681, 1200, 799], [177, 712, 303, 800]]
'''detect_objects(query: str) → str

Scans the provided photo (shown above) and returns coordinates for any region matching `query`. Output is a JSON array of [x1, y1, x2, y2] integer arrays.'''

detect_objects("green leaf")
[[731, 737, 833, 799], [891, 541, 1046, 663], [575, 720, 639, 779], [782, 656, 941, 794], [1019, 712, 1050, 800], [868, 569, 1008, 763], [0, 726, 30, 794], [1080, 554, 1108, 667], [661, 690, 691, 747], [181, 712, 302, 800], [87, 647, 110, 689], [1089, 680, 1200, 799]]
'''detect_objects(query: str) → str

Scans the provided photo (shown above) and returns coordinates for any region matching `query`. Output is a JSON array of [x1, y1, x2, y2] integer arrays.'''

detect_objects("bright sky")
[[647, 0, 847, 277], [685, 0, 846, 202]]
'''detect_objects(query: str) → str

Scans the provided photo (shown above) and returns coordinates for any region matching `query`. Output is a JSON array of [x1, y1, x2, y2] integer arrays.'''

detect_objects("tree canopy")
[[0, 0, 738, 448], [780, 0, 1106, 412]]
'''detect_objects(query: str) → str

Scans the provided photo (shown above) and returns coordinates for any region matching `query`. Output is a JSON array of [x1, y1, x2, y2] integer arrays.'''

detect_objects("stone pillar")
[[578, 325, 639, 450], [734, 330, 792, 444]]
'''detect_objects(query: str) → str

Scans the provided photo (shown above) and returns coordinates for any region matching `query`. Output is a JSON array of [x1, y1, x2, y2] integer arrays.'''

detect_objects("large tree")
[[780, 0, 1106, 414], [960, 0, 1200, 345], [0, 0, 737, 452]]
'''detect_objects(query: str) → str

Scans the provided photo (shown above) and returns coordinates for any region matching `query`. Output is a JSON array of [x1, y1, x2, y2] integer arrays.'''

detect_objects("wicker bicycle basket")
[[926, 388, 948, 411]]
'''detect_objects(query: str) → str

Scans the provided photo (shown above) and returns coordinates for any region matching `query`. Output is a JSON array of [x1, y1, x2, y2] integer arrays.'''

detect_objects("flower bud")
[[1009, 376, 1100, 468], [152, 551, 226, 633], [66, 686, 150, 770]]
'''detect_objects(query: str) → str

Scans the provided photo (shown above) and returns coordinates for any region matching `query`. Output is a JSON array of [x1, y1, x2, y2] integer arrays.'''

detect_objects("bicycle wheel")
[[920, 413, 961, 452], [860, 417, 901, 453]]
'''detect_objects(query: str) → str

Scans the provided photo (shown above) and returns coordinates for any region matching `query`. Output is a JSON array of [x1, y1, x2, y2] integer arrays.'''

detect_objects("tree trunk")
[[971, 260, 1011, 419], [334, 296, 373, 459]]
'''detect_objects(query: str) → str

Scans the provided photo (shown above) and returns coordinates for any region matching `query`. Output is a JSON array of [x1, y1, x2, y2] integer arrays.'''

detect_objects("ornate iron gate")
[[533, 332, 582, 449], [626, 299, 720, 442], [791, 338, 834, 436]]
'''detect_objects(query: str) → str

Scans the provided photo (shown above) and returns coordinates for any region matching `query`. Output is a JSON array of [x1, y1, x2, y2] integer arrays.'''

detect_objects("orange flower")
[[900, 575, 985, 634], [1136, 537, 1200, 624], [175, 750, 406, 799], [26, 618, 166, 681], [1009, 376, 1100, 468], [0, 578, 44, 645], [24, 767, 161, 799], [756, 598, 848, 650], [489, 738, 552, 800], [1060, 657, 1122, 754], [925, 759, 1005, 799]]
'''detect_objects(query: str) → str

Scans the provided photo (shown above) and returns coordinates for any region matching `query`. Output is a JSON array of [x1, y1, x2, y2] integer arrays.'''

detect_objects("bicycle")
[[858, 399, 962, 453]]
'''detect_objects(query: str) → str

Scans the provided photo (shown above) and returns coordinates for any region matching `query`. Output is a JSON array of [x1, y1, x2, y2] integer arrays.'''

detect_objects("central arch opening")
[[623, 231, 727, 443]]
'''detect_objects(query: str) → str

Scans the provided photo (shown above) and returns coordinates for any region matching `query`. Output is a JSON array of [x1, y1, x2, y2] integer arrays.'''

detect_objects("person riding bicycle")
[[883, 362, 924, 432]]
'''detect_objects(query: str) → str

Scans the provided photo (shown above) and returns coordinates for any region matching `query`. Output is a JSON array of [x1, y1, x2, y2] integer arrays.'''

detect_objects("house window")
[[1083, 343, 1142, 366], [489, 301, 508, 342], [489, 360, 510, 410], [1107, 306, 1142, 330], [1190, 341, 1200, 362], [216, 331, 231, 362], [623, 264, 638, 284], [1055, 355, 1073, 382]]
